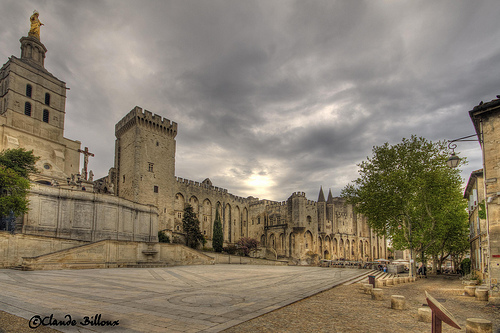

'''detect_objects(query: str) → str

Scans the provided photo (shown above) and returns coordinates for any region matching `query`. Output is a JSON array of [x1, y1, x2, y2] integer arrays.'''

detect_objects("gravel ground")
[[0, 274, 498, 332], [0, 311, 60, 333], [223, 275, 500, 333]]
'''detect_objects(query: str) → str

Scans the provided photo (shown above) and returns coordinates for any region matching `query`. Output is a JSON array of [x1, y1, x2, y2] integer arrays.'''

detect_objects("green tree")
[[182, 204, 204, 249], [158, 230, 170, 243], [212, 208, 224, 253], [341, 136, 469, 275], [0, 148, 38, 178], [0, 148, 39, 218]]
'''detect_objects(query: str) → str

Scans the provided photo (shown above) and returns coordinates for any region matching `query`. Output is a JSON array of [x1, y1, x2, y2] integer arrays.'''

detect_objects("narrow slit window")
[[26, 84, 32, 97], [43, 109, 49, 123], [45, 93, 50, 105], [24, 102, 32, 116], [154, 185, 159, 193]]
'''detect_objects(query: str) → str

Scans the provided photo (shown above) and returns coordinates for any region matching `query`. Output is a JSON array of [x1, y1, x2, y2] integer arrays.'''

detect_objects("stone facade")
[[1, 20, 386, 264], [23, 184, 158, 242], [470, 98, 500, 300], [112, 106, 386, 261], [464, 169, 488, 279], [0, 36, 80, 184]]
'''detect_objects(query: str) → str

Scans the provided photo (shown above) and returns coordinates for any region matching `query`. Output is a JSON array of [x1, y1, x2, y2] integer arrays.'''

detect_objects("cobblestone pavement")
[[223, 275, 500, 333], [0, 265, 365, 333]]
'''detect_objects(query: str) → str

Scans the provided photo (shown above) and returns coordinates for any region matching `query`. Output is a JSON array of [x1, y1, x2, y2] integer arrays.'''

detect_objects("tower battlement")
[[175, 177, 252, 203], [115, 106, 177, 138]]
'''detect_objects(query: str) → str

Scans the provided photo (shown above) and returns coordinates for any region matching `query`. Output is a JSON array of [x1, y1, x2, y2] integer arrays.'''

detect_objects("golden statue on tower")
[[28, 10, 43, 40]]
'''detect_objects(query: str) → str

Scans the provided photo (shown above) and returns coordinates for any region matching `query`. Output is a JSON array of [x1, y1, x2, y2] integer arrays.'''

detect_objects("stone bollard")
[[371, 288, 383, 300], [391, 295, 406, 310], [375, 279, 384, 288], [465, 286, 477, 297], [465, 318, 492, 333], [386, 278, 394, 286], [404, 277, 409, 283], [418, 307, 432, 323], [364, 283, 373, 294], [393, 277, 400, 285], [475, 288, 489, 301]]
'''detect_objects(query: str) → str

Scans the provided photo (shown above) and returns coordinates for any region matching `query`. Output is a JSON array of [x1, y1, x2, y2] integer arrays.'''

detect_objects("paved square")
[[0, 265, 368, 332]]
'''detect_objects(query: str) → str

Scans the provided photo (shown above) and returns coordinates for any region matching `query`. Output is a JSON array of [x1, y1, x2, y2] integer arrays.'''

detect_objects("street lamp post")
[[446, 134, 479, 169]]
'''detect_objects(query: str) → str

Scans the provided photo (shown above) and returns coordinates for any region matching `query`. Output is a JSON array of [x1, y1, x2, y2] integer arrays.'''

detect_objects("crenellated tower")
[[114, 106, 178, 231]]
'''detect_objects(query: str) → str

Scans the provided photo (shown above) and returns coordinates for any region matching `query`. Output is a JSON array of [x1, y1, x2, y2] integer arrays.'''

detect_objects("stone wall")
[[18, 240, 214, 270], [477, 109, 500, 298], [0, 232, 88, 267], [22, 183, 158, 242]]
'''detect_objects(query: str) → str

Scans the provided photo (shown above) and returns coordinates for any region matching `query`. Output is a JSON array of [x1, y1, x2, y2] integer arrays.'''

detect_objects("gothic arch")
[[202, 199, 212, 238], [269, 233, 276, 250], [225, 203, 232, 243], [278, 233, 285, 256], [304, 231, 313, 251], [234, 206, 241, 242], [339, 239, 344, 259], [346, 240, 350, 259], [242, 207, 248, 238], [289, 233, 296, 257], [174, 193, 185, 228], [189, 195, 199, 216]]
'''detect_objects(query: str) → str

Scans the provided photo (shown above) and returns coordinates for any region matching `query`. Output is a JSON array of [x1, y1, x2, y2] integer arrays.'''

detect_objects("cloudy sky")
[[1, 1, 499, 202]]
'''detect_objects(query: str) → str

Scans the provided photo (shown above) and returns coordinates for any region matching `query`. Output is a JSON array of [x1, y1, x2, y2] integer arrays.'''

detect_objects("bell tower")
[[0, 11, 81, 183]]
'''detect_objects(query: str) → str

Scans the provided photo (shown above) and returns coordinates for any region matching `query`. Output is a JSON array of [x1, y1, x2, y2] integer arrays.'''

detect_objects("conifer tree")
[[212, 208, 224, 252], [182, 204, 204, 249]]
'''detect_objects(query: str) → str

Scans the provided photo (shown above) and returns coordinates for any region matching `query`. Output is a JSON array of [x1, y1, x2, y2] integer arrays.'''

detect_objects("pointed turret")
[[327, 189, 334, 204], [317, 186, 326, 233], [318, 186, 325, 202]]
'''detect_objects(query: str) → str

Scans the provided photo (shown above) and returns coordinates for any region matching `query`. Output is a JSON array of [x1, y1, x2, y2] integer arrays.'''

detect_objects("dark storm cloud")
[[1, 0, 499, 201]]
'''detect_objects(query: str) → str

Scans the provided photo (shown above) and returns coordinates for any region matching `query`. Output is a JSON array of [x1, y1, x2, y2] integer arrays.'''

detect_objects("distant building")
[[464, 169, 487, 278]]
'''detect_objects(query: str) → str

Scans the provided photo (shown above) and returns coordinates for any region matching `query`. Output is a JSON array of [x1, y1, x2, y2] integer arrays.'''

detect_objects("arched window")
[[24, 102, 32, 116], [43, 109, 49, 123], [45, 93, 50, 105], [26, 84, 32, 97]]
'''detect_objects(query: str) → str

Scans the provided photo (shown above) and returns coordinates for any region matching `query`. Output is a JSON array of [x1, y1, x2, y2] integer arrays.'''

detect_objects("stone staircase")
[[343, 269, 399, 285]]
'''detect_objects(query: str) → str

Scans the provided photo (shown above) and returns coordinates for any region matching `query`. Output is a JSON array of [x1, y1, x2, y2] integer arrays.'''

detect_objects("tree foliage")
[[341, 136, 469, 271], [182, 204, 204, 249], [158, 230, 170, 243], [212, 208, 224, 252], [0, 148, 38, 178], [0, 148, 39, 218]]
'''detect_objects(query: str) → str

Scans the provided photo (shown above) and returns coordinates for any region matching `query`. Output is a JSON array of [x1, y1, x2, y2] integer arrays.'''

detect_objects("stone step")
[[124, 262, 168, 268]]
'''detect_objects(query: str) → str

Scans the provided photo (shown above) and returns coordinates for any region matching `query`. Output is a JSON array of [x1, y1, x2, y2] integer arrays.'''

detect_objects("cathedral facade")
[[1, 14, 386, 262]]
